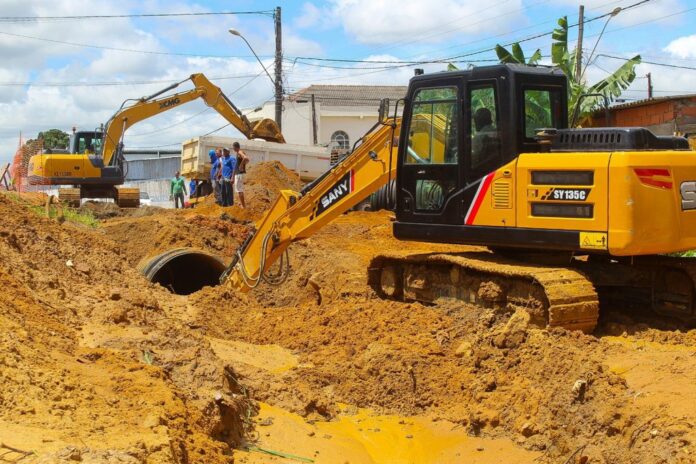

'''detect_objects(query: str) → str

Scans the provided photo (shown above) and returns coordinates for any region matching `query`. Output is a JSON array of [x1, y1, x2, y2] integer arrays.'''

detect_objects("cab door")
[[397, 82, 463, 224]]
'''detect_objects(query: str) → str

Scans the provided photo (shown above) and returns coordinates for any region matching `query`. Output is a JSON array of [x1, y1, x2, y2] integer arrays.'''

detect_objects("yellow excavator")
[[27, 73, 284, 207], [215, 64, 696, 333]]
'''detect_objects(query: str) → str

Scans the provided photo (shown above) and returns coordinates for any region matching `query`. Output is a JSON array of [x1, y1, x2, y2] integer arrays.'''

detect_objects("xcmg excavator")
[[28, 73, 285, 207], [213, 64, 695, 333]]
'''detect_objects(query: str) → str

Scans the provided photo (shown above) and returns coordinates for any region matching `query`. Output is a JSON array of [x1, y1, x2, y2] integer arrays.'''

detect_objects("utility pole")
[[311, 94, 318, 145], [647, 72, 653, 99], [274, 7, 283, 131], [575, 5, 584, 82]]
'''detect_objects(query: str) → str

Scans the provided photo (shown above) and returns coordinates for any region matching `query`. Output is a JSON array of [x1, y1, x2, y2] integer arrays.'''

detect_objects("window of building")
[[331, 130, 350, 150]]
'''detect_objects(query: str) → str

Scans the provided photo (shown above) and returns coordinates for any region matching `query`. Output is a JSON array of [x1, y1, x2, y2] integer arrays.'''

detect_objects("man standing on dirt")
[[232, 142, 249, 209], [221, 148, 236, 207], [211, 148, 223, 205], [170, 171, 187, 209]]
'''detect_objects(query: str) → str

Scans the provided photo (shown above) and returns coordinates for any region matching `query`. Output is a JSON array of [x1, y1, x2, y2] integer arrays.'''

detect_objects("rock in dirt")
[[493, 309, 530, 348]]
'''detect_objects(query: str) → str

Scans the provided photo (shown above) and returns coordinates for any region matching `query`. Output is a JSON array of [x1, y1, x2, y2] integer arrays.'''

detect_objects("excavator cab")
[[394, 64, 568, 237]]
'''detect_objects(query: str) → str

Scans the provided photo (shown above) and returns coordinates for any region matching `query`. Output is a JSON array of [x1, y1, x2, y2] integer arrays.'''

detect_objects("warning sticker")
[[580, 232, 608, 250]]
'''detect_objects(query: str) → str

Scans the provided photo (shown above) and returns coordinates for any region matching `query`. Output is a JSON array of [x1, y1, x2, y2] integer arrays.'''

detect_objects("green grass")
[[2, 192, 99, 228]]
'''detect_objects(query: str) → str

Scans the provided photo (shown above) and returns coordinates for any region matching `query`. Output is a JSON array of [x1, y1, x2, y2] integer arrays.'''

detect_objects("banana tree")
[[495, 43, 542, 65], [496, 16, 641, 126]]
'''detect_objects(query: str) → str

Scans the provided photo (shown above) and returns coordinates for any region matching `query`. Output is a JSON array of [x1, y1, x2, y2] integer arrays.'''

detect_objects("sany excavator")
[[218, 64, 696, 333], [28, 74, 284, 207]]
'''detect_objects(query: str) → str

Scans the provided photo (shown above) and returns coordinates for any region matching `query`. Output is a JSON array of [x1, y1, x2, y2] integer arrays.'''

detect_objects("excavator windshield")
[[73, 131, 103, 155]]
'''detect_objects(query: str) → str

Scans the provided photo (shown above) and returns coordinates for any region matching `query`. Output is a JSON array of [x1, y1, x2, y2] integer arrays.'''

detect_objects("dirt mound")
[[79, 201, 163, 220], [189, 211, 696, 463], [0, 193, 251, 462], [100, 211, 248, 265], [100, 161, 302, 266], [189, 161, 303, 221]]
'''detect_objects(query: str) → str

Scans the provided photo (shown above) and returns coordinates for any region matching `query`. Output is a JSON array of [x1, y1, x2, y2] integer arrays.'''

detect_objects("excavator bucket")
[[250, 118, 286, 144]]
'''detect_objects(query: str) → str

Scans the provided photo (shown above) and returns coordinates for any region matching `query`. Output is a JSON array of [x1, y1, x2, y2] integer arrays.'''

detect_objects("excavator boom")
[[102, 73, 284, 166], [221, 118, 400, 290]]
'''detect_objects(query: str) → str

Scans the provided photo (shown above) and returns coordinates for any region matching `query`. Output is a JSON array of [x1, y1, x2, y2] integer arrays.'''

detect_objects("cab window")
[[524, 88, 562, 138], [469, 84, 501, 180], [405, 87, 459, 165], [76, 134, 102, 154]]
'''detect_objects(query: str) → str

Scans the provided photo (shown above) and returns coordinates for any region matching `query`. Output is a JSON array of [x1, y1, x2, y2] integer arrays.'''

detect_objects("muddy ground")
[[1, 161, 695, 463]]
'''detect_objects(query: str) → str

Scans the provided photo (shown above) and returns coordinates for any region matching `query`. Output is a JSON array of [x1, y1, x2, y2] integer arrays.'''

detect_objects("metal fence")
[[125, 156, 181, 181]]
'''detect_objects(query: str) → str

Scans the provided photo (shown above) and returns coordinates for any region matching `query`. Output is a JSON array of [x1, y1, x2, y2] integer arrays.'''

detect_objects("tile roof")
[[287, 84, 408, 107], [607, 94, 696, 111]]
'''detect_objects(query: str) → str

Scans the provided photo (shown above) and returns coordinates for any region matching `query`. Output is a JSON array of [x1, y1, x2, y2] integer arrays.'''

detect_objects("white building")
[[248, 85, 407, 154]]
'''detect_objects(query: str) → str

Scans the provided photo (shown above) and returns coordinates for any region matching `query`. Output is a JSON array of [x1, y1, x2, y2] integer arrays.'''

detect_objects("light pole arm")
[[237, 34, 276, 87]]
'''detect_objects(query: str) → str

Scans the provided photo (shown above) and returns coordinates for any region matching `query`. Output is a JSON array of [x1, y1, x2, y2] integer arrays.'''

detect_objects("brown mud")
[[2, 161, 696, 463]]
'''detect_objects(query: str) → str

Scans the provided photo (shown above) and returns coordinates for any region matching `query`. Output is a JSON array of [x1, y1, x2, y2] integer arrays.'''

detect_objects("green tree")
[[496, 16, 641, 125], [494, 43, 542, 65], [37, 129, 69, 149]]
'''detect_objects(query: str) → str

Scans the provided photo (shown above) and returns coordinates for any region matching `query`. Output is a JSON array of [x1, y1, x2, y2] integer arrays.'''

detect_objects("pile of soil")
[[100, 161, 302, 266], [4, 158, 696, 463], [0, 194, 250, 463], [189, 212, 696, 464], [78, 201, 163, 220], [190, 161, 303, 221]]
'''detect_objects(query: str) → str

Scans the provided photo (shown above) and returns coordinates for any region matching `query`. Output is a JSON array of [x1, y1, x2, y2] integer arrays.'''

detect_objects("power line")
[[0, 74, 262, 87], [599, 54, 696, 71], [0, 10, 274, 23], [290, 0, 655, 67], [0, 30, 273, 59]]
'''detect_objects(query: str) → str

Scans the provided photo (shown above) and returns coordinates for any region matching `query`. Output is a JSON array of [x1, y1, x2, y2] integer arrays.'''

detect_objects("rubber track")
[[369, 252, 599, 333]]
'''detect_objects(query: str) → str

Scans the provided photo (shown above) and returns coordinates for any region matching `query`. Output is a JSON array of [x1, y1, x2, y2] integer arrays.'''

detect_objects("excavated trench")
[[140, 248, 226, 295]]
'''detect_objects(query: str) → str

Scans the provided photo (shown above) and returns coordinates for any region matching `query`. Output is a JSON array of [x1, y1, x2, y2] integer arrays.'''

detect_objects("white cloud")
[[664, 34, 696, 59], [295, 3, 322, 29], [328, 0, 525, 44], [552, 0, 685, 27]]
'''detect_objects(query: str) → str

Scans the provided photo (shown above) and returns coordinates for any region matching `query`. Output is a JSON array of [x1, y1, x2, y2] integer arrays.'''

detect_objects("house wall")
[[320, 115, 379, 148], [589, 97, 696, 137], [251, 101, 383, 148]]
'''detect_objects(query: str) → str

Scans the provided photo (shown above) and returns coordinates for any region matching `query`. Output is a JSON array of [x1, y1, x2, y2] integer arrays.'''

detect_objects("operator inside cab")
[[471, 107, 498, 171]]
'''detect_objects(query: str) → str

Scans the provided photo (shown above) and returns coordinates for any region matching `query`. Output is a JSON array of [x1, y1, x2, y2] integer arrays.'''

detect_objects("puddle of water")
[[237, 403, 539, 464]]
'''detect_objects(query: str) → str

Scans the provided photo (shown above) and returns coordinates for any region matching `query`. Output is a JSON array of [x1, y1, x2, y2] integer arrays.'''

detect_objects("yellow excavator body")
[[216, 64, 696, 333]]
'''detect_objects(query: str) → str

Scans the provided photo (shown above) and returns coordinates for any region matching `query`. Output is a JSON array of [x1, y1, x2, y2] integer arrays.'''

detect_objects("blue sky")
[[1, 0, 695, 163]]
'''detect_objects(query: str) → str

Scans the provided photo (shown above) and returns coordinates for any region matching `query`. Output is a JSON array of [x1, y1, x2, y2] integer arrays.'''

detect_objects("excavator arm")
[[221, 117, 400, 291], [101, 73, 285, 166]]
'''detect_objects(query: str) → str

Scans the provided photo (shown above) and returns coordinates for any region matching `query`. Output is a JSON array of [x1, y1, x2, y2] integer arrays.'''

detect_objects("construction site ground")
[[2, 162, 695, 463]]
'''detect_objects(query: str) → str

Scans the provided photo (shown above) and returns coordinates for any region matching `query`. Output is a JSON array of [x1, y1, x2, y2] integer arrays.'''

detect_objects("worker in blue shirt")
[[189, 178, 197, 198], [221, 148, 237, 207], [210, 148, 222, 205]]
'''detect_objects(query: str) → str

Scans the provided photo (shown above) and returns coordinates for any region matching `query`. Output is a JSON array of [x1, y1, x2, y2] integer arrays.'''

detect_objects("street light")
[[229, 26, 283, 130], [580, 7, 622, 84], [228, 28, 276, 87]]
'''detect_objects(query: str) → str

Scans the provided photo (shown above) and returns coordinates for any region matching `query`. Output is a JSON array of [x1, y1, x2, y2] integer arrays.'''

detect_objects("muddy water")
[[237, 403, 539, 464]]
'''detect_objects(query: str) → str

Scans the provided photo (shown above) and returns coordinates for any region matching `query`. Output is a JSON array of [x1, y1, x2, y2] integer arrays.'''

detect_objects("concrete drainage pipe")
[[139, 248, 226, 295]]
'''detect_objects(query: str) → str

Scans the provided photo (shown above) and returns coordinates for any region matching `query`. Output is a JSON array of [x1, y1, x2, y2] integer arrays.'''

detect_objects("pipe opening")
[[140, 249, 226, 295]]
